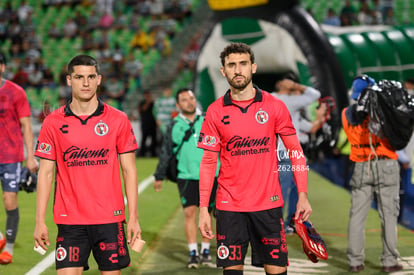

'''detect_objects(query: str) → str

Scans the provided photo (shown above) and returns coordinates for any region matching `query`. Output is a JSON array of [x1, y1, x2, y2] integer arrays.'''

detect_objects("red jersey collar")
[[223, 84, 263, 106], [64, 98, 105, 125]]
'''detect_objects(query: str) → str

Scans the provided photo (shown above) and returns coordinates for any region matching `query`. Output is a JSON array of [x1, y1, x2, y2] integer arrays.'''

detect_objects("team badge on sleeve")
[[255, 110, 269, 124], [38, 143, 52, 154], [203, 135, 217, 147], [94, 121, 109, 136]]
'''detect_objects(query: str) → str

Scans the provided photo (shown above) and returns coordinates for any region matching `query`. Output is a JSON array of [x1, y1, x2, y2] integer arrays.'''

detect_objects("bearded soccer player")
[[34, 55, 141, 274], [197, 43, 312, 275]]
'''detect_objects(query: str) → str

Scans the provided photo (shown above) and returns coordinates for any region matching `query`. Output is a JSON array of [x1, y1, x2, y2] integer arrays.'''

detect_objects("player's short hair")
[[176, 87, 192, 102], [0, 51, 6, 65], [67, 55, 100, 75], [220, 42, 255, 66]]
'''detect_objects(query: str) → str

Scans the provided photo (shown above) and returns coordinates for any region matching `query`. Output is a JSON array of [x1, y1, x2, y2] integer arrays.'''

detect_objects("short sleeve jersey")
[[197, 88, 296, 212], [0, 79, 31, 163], [35, 100, 138, 225]]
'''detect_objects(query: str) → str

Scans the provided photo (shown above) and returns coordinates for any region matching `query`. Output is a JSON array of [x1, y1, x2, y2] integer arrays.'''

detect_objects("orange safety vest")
[[342, 108, 397, 162]]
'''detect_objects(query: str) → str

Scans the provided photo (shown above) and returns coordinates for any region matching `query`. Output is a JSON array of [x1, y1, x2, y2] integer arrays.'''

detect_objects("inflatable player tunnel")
[[195, 0, 414, 145]]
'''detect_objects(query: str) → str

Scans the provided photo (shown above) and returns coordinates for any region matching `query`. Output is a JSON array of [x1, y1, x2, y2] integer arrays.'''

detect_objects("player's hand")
[[26, 156, 39, 173], [127, 219, 141, 246], [198, 207, 214, 239], [34, 222, 50, 251], [154, 180, 163, 192], [295, 192, 312, 221]]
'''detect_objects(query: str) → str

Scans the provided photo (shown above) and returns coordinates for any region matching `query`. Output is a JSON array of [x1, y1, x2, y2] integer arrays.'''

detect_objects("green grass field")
[[1, 158, 413, 274]]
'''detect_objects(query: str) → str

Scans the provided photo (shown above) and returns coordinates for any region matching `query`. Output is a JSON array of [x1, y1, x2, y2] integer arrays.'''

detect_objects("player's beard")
[[228, 73, 252, 90], [181, 104, 196, 116]]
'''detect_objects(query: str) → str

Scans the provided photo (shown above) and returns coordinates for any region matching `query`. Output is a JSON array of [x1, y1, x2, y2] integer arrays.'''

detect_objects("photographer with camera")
[[343, 75, 402, 273], [153, 88, 219, 268]]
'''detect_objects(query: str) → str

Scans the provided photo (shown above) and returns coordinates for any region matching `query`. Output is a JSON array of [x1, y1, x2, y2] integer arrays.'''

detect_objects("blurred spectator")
[[0, 17, 9, 41], [73, 9, 88, 34], [58, 65, 71, 100], [81, 32, 96, 51], [96, 0, 114, 15], [42, 67, 56, 89], [0, 2, 14, 22], [104, 74, 126, 110], [11, 65, 29, 88], [177, 33, 200, 72], [38, 100, 51, 123], [371, 0, 383, 24], [153, 86, 176, 135], [382, 0, 394, 20], [137, 90, 158, 157], [384, 8, 398, 25], [340, 0, 357, 25], [86, 9, 100, 31], [149, 0, 164, 20], [113, 10, 128, 30], [123, 51, 143, 91], [111, 42, 125, 77], [17, 0, 33, 23], [47, 22, 62, 39], [28, 65, 44, 93], [357, 1, 374, 25], [62, 17, 78, 38], [130, 29, 150, 52], [323, 8, 341, 26], [404, 78, 414, 94], [135, 0, 151, 16], [98, 11, 114, 29]]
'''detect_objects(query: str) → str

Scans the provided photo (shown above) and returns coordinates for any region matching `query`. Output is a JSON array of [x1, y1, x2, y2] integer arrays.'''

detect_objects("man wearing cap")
[[0, 51, 39, 264], [342, 75, 402, 273]]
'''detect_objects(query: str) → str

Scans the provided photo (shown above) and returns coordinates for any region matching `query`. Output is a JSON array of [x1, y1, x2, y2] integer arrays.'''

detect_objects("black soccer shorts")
[[55, 222, 130, 271], [177, 178, 218, 212], [215, 208, 288, 268]]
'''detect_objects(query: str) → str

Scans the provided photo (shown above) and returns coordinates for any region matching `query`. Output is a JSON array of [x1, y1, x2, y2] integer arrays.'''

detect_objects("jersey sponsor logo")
[[262, 237, 280, 245], [255, 110, 269, 124], [94, 121, 109, 136], [63, 146, 109, 167], [38, 142, 52, 154], [226, 135, 270, 156], [217, 244, 230, 259], [59, 125, 69, 134], [56, 246, 67, 261], [100, 242, 117, 251]]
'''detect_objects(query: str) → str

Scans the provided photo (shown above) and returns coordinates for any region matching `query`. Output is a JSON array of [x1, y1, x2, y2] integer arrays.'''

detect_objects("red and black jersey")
[[0, 79, 31, 163], [35, 99, 138, 225], [198, 87, 296, 212]]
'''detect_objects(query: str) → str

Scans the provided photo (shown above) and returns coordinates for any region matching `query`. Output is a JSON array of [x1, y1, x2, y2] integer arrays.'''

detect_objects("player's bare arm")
[[34, 158, 55, 251], [20, 116, 39, 173], [199, 207, 214, 239], [120, 152, 141, 246]]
